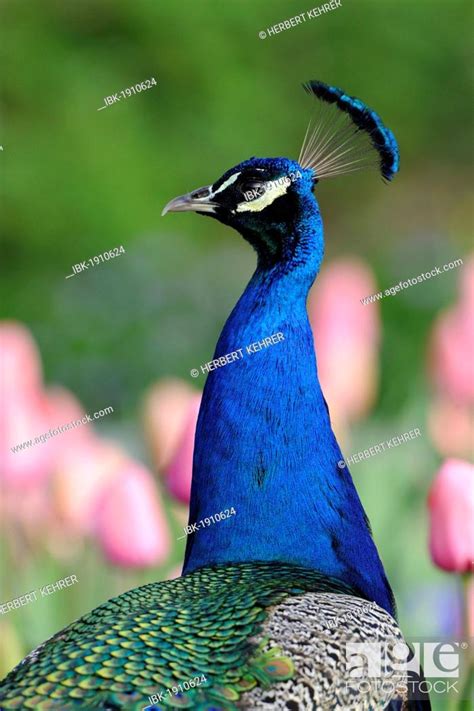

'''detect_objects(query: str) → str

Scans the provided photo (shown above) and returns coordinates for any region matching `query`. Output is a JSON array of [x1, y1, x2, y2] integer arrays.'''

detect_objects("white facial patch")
[[211, 171, 241, 196], [236, 178, 291, 213]]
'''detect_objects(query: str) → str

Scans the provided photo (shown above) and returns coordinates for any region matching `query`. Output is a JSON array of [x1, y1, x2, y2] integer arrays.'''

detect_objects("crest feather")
[[299, 80, 399, 182]]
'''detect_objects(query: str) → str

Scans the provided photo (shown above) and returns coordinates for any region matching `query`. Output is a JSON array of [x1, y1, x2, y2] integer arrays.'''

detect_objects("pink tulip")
[[95, 461, 171, 567], [43, 388, 122, 538], [1, 484, 51, 546], [428, 459, 474, 573], [45, 387, 95, 452], [143, 379, 199, 471], [164, 394, 201, 504], [0, 321, 43, 397], [428, 397, 474, 459], [308, 258, 380, 430], [0, 322, 53, 489], [430, 256, 474, 406], [52, 438, 126, 535], [430, 308, 474, 406]]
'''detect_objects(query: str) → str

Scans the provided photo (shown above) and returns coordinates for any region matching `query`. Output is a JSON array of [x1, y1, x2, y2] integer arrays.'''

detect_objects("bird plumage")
[[299, 80, 399, 181], [183, 155, 395, 615], [0, 564, 410, 710], [1, 81, 430, 710]]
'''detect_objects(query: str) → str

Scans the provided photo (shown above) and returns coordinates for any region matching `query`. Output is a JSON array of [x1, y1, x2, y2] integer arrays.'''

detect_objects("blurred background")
[[1, 0, 473, 707]]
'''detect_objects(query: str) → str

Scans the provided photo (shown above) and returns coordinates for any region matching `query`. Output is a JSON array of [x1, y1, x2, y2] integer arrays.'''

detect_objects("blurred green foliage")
[[2, 0, 472, 412], [1, 1, 472, 707]]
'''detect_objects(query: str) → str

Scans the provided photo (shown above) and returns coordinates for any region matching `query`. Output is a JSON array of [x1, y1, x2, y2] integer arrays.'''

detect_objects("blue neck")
[[183, 198, 395, 616]]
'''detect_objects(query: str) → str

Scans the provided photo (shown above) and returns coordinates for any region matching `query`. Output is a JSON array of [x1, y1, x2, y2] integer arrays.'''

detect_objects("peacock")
[[0, 81, 431, 710]]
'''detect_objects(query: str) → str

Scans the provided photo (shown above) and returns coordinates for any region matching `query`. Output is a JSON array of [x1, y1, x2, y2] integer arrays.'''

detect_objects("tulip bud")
[[165, 394, 202, 504], [308, 258, 380, 438], [428, 459, 474, 573], [95, 462, 171, 568], [143, 379, 198, 471]]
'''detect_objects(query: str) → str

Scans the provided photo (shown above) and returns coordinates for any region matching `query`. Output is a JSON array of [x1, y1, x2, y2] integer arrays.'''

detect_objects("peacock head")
[[162, 156, 318, 263], [162, 81, 399, 266]]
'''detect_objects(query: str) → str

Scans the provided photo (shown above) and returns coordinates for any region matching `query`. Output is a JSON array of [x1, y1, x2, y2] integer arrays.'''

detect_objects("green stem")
[[452, 573, 473, 710]]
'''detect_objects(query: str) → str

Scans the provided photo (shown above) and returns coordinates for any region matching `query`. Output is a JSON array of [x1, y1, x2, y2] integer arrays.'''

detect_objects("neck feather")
[[183, 208, 395, 616]]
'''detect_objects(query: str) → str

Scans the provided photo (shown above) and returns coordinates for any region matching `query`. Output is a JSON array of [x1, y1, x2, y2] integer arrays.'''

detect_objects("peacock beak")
[[161, 186, 217, 216]]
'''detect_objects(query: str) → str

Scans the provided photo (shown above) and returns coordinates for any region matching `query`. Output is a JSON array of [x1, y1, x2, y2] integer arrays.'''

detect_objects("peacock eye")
[[191, 187, 211, 199], [240, 181, 266, 201]]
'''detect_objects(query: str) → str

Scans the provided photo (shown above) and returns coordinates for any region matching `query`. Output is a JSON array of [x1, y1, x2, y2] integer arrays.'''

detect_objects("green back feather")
[[0, 563, 353, 709]]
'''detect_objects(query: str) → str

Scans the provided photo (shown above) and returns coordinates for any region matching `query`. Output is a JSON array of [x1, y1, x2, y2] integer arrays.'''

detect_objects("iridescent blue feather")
[[300, 80, 399, 182]]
